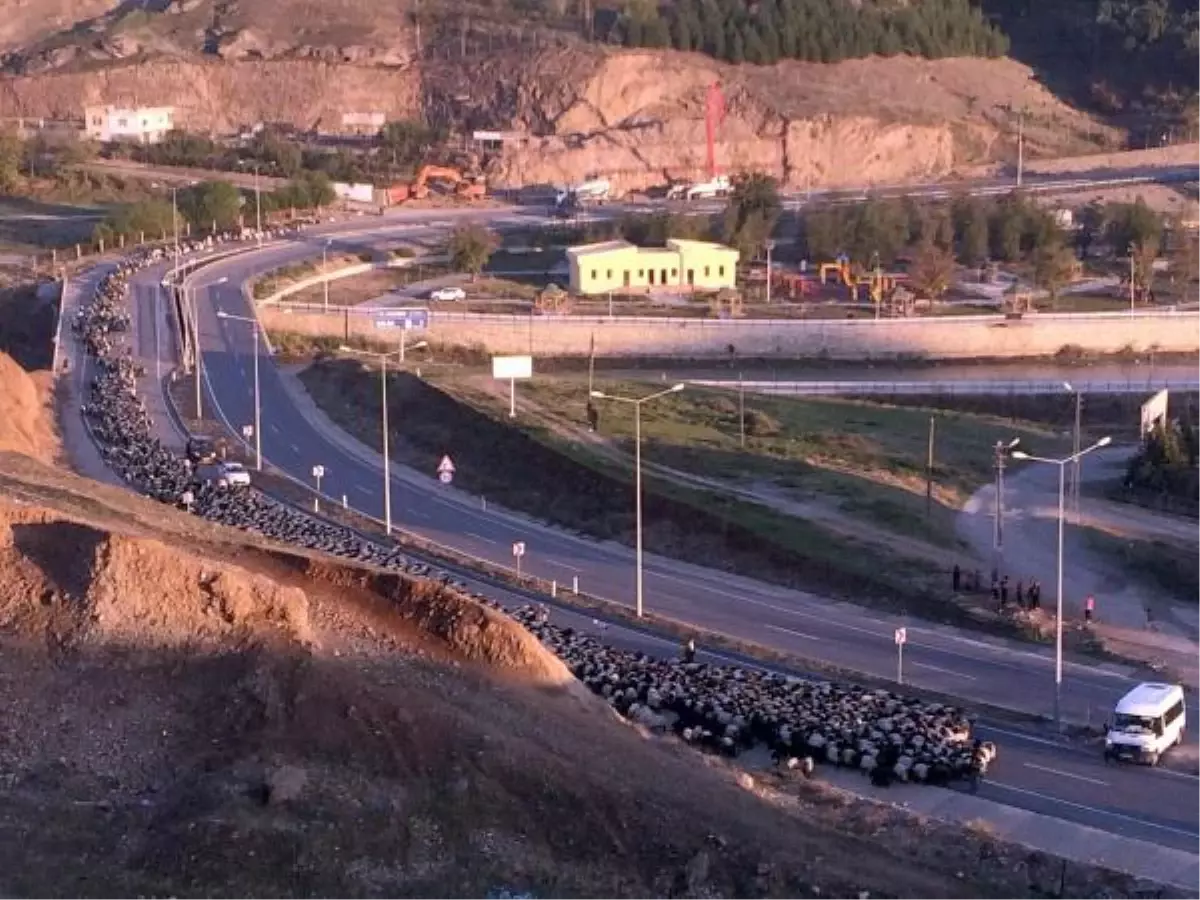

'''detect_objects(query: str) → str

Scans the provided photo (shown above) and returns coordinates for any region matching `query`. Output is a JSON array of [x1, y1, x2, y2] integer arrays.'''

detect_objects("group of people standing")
[[952, 564, 1043, 611]]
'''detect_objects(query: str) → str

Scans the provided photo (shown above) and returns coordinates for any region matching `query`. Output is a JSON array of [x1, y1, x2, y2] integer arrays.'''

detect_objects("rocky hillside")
[[0, 0, 1120, 190]]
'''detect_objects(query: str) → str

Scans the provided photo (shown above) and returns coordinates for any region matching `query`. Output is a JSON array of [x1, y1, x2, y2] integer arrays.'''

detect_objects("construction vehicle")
[[387, 165, 487, 204], [555, 176, 612, 208]]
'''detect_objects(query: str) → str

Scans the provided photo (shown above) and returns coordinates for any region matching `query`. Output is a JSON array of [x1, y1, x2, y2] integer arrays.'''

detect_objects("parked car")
[[429, 286, 466, 302]]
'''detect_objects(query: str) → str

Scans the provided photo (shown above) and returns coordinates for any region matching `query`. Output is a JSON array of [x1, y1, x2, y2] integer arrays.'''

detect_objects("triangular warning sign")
[[437, 455, 455, 474]]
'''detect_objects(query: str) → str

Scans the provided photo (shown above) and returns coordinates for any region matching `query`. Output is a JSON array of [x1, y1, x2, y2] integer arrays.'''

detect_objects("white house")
[[84, 106, 175, 144]]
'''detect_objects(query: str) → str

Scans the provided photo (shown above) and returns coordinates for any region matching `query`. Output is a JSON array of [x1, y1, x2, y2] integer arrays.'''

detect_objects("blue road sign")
[[373, 307, 429, 331]]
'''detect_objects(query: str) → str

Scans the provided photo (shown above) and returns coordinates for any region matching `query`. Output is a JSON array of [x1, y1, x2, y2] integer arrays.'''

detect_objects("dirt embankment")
[[1, 35, 1118, 191], [427, 47, 1118, 192], [0, 57, 421, 136], [0, 350, 59, 466], [0, 448, 1166, 899]]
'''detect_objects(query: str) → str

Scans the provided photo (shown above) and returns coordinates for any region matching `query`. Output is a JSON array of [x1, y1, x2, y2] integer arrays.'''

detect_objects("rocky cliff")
[[425, 47, 1116, 191], [0, 15, 1117, 191]]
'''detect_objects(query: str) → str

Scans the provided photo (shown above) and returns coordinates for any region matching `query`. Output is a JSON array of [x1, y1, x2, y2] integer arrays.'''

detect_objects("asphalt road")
[[117, 194, 1200, 849]]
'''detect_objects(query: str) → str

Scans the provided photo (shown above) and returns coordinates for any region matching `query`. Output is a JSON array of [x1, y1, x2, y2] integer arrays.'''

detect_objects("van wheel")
[[1175, 729, 1183, 747], [1147, 752, 1160, 767]]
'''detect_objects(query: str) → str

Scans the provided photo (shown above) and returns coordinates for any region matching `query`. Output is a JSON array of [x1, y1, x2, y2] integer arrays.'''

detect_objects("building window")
[[719, 265, 725, 277], [638, 269, 644, 277], [590, 269, 597, 281], [671, 268, 678, 278], [118, 118, 128, 128], [606, 269, 612, 279], [704, 266, 710, 277]]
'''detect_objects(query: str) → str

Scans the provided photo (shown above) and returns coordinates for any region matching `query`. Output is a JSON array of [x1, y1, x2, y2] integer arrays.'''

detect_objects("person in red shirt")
[[1084, 594, 1096, 623]]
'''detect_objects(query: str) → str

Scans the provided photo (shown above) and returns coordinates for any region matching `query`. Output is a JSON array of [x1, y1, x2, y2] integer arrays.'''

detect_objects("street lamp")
[[1011, 435, 1112, 727], [589, 383, 685, 618], [1064, 381, 1083, 521], [764, 239, 776, 306], [216, 310, 263, 471], [339, 340, 428, 535], [323, 239, 333, 312]]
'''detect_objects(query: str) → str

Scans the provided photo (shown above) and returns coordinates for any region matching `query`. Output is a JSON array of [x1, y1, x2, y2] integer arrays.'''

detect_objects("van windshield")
[[1112, 713, 1160, 734]]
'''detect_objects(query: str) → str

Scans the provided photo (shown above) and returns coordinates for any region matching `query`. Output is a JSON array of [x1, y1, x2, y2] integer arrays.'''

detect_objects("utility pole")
[[738, 371, 746, 449], [1072, 390, 1083, 520], [253, 163, 262, 242], [1016, 110, 1025, 188], [1128, 243, 1136, 311], [925, 416, 936, 521], [192, 290, 202, 420], [993, 440, 1008, 561], [765, 239, 776, 306]]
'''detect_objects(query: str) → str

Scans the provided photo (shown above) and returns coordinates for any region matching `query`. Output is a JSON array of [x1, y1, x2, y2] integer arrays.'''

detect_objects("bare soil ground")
[[0, 345, 1166, 896], [286, 263, 448, 307]]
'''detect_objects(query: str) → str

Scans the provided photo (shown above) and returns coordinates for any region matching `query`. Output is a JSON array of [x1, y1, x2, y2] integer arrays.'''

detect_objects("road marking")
[[289, 443, 300, 453], [464, 531, 497, 545], [1023, 762, 1108, 786], [268, 424, 280, 434], [544, 559, 580, 572], [986, 780, 1198, 839], [765, 623, 819, 641], [976, 725, 1074, 749], [912, 661, 977, 681], [354, 485, 372, 495]]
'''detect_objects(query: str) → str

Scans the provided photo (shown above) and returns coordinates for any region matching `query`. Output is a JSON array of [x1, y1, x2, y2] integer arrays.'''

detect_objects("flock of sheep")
[[71, 236, 995, 788]]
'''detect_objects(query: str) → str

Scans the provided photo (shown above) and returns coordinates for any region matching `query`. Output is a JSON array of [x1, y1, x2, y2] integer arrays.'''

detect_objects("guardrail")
[[255, 254, 448, 307], [693, 377, 1200, 396]]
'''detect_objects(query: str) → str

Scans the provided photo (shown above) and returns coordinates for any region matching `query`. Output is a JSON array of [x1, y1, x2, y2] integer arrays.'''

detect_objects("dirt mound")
[[428, 48, 1116, 191], [0, 352, 59, 465]]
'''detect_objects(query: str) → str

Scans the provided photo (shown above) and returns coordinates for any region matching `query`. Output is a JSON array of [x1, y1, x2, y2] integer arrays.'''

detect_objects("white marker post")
[[181, 490, 194, 513], [492, 355, 533, 419], [894, 626, 907, 685], [312, 464, 325, 512], [512, 541, 526, 579], [437, 454, 455, 485]]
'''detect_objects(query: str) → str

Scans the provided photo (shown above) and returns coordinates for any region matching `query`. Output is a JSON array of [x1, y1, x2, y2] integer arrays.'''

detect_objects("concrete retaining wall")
[[259, 305, 1200, 360]]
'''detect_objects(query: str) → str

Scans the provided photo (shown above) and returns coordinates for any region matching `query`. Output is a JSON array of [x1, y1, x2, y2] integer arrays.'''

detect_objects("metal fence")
[[692, 377, 1200, 397]]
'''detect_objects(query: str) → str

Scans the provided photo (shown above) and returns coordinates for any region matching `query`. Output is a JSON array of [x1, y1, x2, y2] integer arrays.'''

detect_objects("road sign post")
[[437, 454, 455, 485], [894, 627, 907, 685], [512, 540, 526, 578], [492, 355, 533, 419], [311, 464, 325, 512], [181, 490, 194, 513]]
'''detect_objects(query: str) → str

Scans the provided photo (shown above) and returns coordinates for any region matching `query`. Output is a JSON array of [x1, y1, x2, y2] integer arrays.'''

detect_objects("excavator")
[[388, 164, 487, 204]]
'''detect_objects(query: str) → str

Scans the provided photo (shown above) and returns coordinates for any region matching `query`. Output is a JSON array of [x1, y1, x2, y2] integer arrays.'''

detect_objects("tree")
[[0, 129, 22, 192], [909, 240, 956, 299], [722, 172, 782, 258], [379, 119, 439, 170], [1104, 197, 1163, 253], [448, 223, 498, 278], [1032, 240, 1077, 304], [954, 196, 990, 266], [1165, 214, 1199, 287], [181, 180, 243, 231], [95, 198, 177, 241], [1075, 201, 1106, 258]]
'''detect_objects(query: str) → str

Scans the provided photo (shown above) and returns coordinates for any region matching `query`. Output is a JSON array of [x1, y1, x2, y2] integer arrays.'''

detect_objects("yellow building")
[[566, 238, 740, 296]]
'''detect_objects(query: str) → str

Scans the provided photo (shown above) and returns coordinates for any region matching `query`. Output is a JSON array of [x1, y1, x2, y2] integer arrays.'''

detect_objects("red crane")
[[705, 81, 725, 180]]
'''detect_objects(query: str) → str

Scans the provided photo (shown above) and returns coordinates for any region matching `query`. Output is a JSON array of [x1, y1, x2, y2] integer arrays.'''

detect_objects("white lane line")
[[289, 443, 300, 453], [765, 623, 820, 641], [977, 725, 1074, 750], [268, 424, 280, 434], [544, 559, 580, 572], [354, 485, 372, 495], [912, 661, 977, 681], [464, 531, 498, 545], [1023, 762, 1108, 786], [986, 780, 1198, 839]]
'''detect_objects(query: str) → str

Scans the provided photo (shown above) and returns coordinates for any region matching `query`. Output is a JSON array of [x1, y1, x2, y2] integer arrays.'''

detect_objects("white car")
[[217, 461, 252, 488], [429, 286, 466, 302]]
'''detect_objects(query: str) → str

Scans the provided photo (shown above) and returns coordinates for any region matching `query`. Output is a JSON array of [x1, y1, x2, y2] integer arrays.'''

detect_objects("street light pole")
[[338, 341, 427, 536], [254, 163, 262, 242], [589, 383, 685, 618], [216, 310, 264, 470], [323, 241, 331, 312], [765, 239, 776, 306], [1012, 435, 1112, 727], [193, 289, 202, 419], [382, 352, 391, 534], [252, 325, 261, 471]]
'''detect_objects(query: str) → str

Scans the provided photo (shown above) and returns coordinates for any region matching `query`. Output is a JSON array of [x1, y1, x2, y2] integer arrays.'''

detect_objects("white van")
[[1104, 682, 1187, 766]]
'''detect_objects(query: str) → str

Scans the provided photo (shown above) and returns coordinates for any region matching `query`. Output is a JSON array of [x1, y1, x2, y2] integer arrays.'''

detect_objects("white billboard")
[[332, 181, 375, 203], [492, 355, 533, 380], [342, 112, 385, 128], [1140, 389, 1169, 436]]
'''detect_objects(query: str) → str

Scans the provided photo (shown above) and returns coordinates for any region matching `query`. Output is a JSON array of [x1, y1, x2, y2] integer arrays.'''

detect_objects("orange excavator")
[[387, 165, 487, 204]]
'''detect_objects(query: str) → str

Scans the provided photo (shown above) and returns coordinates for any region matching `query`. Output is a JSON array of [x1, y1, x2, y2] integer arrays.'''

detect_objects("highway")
[[116, 185, 1200, 849]]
